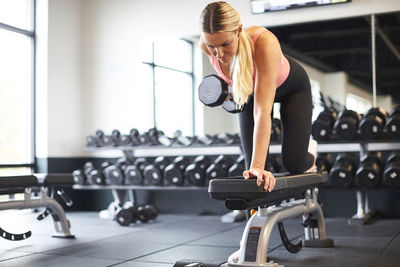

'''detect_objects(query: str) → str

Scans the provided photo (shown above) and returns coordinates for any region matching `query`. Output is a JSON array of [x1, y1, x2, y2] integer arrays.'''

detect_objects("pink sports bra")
[[210, 27, 290, 88]]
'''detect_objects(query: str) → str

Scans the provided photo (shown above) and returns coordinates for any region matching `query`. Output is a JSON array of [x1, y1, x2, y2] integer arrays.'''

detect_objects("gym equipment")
[[382, 151, 400, 188], [72, 169, 86, 185], [175, 172, 333, 267], [86, 134, 100, 147], [123, 157, 151, 185], [114, 203, 158, 226], [96, 130, 114, 147], [316, 153, 333, 173], [206, 155, 235, 183], [355, 152, 383, 188], [143, 156, 171, 185], [265, 155, 282, 173], [185, 155, 212, 186], [312, 108, 337, 141], [83, 161, 109, 185], [196, 134, 215, 146], [115, 202, 139, 226], [124, 164, 143, 185], [148, 128, 173, 146], [333, 109, 361, 141], [386, 107, 400, 139], [271, 118, 282, 143], [359, 107, 387, 140], [104, 161, 125, 185], [228, 155, 245, 176], [329, 153, 358, 187], [198, 75, 242, 113], [137, 205, 158, 222], [0, 174, 75, 240], [112, 129, 132, 146], [164, 156, 190, 186], [129, 128, 141, 146]]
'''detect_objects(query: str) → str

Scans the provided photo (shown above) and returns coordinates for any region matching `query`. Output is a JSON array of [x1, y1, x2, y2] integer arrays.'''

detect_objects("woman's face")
[[202, 30, 240, 65]]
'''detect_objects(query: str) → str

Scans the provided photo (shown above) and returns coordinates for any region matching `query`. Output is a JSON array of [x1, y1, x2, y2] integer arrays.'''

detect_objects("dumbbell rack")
[[74, 144, 244, 214], [317, 140, 400, 225], [74, 141, 400, 224]]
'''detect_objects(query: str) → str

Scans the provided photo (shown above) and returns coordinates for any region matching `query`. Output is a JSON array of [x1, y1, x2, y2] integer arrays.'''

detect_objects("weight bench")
[[0, 174, 75, 241], [174, 172, 334, 267]]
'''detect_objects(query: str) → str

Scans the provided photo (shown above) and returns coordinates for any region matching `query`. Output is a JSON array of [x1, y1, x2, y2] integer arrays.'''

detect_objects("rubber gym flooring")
[[0, 210, 399, 267]]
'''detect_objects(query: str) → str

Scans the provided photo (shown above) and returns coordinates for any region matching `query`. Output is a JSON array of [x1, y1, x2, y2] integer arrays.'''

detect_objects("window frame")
[[0, 0, 36, 173], [142, 38, 196, 136]]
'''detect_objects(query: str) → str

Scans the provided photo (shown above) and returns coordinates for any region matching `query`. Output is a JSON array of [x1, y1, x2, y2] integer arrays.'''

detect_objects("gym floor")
[[0, 210, 399, 267]]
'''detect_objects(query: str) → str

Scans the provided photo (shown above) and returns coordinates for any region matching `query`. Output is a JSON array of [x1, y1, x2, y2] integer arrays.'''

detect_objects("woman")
[[199, 1, 317, 192]]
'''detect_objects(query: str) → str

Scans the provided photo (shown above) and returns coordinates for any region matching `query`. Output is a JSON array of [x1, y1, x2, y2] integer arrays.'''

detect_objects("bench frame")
[[0, 175, 74, 239]]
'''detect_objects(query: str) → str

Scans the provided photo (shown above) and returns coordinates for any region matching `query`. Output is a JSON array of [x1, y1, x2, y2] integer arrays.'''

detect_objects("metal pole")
[[371, 14, 377, 107]]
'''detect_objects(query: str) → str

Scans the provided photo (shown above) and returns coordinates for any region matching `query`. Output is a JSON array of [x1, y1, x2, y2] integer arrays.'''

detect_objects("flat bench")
[[0, 173, 75, 241], [175, 172, 334, 267]]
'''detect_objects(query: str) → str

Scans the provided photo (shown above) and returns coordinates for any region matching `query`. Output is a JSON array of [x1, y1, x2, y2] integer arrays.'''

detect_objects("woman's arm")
[[243, 30, 282, 192]]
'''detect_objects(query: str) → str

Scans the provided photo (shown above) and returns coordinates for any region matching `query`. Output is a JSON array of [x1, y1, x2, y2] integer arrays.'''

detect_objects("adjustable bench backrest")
[[0, 175, 38, 195], [36, 173, 75, 187]]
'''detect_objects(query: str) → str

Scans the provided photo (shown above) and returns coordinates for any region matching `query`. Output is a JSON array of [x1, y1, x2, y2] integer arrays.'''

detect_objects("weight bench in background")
[[0, 174, 75, 241], [174, 172, 334, 267]]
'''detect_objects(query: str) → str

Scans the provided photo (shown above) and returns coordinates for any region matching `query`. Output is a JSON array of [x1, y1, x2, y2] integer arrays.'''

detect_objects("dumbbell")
[[316, 153, 333, 173], [143, 156, 171, 185], [383, 151, 400, 188], [115, 202, 139, 226], [84, 161, 109, 185], [124, 162, 143, 185], [129, 128, 142, 146], [329, 153, 358, 187], [112, 129, 132, 146], [228, 155, 246, 176], [386, 107, 400, 140], [359, 107, 387, 140], [265, 155, 281, 173], [72, 169, 86, 185], [124, 158, 151, 185], [355, 152, 383, 188], [103, 159, 129, 185], [271, 118, 282, 143], [333, 109, 361, 141], [312, 108, 337, 141], [148, 128, 173, 146], [96, 130, 114, 147], [198, 74, 242, 113], [216, 133, 236, 145], [195, 134, 215, 146], [86, 134, 100, 147], [163, 156, 190, 186], [115, 203, 158, 226], [172, 130, 197, 146], [206, 155, 235, 182], [185, 155, 212, 186], [137, 205, 158, 223]]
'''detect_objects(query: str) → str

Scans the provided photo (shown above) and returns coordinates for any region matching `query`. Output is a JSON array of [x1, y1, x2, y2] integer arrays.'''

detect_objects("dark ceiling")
[[269, 12, 400, 106]]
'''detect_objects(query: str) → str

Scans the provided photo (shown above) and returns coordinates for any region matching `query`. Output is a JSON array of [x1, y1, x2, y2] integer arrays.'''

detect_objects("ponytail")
[[231, 30, 254, 109]]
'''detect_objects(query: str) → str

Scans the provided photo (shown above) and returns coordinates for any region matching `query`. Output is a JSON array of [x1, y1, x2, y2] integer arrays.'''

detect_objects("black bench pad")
[[0, 175, 38, 194], [36, 173, 74, 187], [208, 172, 327, 210]]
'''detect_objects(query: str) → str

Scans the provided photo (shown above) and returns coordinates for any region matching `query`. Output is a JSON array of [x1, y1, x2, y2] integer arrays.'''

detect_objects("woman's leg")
[[280, 88, 314, 174]]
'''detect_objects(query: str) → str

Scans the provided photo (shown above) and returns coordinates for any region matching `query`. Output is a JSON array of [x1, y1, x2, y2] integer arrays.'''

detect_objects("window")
[[142, 38, 194, 137], [346, 93, 371, 114], [0, 0, 35, 175]]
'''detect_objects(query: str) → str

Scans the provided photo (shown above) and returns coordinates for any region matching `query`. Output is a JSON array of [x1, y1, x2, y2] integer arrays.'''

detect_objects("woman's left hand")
[[243, 168, 276, 192]]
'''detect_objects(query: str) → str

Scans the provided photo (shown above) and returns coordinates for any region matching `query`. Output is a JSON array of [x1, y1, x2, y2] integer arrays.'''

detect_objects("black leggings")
[[238, 56, 314, 174]]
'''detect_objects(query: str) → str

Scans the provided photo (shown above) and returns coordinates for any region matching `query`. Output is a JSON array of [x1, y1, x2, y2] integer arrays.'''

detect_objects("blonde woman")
[[200, 1, 317, 192]]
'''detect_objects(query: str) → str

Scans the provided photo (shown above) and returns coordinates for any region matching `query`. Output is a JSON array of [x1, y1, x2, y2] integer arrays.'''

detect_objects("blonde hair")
[[200, 1, 254, 108]]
